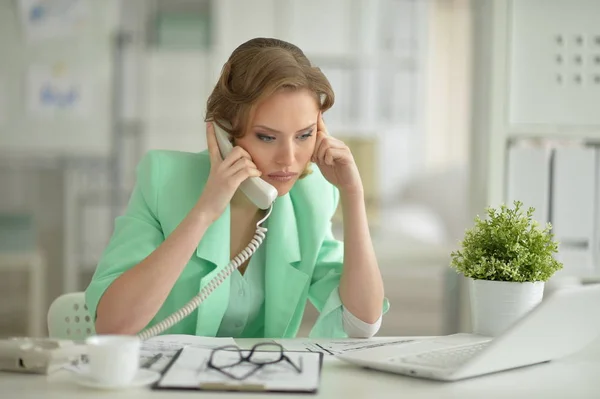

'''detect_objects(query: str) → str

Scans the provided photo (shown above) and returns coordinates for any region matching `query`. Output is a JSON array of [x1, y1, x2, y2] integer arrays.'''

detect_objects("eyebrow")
[[252, 123, 316, 135]]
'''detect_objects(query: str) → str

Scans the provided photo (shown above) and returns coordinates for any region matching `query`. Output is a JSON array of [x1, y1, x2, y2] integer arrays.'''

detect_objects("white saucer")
[[72, 369, 161, 390]]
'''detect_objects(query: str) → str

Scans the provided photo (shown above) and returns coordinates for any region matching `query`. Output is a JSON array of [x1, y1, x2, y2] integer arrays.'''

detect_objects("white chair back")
[[47, 292, 95, 339]]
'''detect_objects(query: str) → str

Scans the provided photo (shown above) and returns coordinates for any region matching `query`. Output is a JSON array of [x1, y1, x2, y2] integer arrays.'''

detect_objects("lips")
[[267, 171, 298, 182], [268, 172, 297, 178]]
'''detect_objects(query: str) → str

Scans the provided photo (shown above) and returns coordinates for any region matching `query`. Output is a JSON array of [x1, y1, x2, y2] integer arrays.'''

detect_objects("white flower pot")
[[469, 279, 544, 336]]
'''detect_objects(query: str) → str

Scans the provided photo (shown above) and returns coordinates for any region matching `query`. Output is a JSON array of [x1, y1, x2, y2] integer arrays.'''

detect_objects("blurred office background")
[[1, 0, 596, 338]]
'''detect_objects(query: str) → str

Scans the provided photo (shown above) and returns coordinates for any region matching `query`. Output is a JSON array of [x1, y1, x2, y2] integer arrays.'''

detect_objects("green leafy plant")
[[450, 201, 563, 282]]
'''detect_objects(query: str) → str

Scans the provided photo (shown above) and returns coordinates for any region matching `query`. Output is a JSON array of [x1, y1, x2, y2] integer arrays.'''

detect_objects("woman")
[[85, 38, 388, 339]]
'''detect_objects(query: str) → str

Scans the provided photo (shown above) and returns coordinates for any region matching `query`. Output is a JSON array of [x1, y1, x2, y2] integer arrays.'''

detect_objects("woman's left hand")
[[312, 113, 363, 195]]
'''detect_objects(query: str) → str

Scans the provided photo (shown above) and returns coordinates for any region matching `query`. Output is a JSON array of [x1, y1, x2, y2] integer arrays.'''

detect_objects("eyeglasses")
[[207, 343, 303, 380]]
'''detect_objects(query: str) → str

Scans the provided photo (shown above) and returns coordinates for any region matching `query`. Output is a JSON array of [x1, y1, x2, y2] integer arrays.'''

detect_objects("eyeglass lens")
[[210, 346, 243, 369], [248, 343, 284, 364]]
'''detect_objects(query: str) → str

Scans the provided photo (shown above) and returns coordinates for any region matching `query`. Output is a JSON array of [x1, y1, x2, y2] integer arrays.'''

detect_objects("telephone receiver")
[[133, 121, 277, 340], [213, 121, 278, 210]]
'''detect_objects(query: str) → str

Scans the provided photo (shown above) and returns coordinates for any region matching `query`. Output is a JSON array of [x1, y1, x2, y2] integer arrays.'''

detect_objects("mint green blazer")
[[85, 150, 388, 338]]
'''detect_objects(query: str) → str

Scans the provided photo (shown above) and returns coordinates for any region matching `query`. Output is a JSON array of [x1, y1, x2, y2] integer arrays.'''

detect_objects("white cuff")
[[342, 306, 382, 338]]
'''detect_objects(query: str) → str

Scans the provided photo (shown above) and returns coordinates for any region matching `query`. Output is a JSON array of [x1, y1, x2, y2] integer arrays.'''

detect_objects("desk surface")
[[3, 336, 600, 398]]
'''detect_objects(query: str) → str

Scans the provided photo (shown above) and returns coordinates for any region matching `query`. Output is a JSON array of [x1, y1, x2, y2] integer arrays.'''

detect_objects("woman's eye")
[[298, 132, 313, 141], [257, 134, 275, 142]]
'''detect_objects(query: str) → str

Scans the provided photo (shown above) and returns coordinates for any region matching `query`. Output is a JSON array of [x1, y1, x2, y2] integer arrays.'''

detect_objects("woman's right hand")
[[195, 122, 262, 222]]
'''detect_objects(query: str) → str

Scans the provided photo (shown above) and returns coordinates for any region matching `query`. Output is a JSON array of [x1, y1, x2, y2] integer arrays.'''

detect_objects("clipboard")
[[152, 345, 324, 394]]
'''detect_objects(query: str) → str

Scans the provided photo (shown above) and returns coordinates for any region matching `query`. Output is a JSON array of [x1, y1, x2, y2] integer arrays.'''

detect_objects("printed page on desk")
[[276, 338, 415, 356], [142, 335, 236, 373], [156, 346, 322, 393]]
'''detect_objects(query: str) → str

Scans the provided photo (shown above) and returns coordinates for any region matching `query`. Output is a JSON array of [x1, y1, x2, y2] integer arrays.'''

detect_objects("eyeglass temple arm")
[[283, 354, 303, 373]]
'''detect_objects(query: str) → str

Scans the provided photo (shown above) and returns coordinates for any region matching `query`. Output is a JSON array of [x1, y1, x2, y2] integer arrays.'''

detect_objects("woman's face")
[[235, 89, 319, 196]]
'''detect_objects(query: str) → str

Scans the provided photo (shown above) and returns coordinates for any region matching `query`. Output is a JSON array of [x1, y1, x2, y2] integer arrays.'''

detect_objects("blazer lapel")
[[196, 205, 231, 269], [264, 195, 309, 337], [194, 206, 232, 337]]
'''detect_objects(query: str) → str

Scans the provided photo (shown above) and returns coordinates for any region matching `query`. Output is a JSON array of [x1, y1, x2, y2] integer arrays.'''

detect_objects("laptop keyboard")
[[391, 342, 491, 369]]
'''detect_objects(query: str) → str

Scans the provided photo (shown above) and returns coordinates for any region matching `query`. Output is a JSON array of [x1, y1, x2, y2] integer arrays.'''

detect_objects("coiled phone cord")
[[137, 203, 274, 341]]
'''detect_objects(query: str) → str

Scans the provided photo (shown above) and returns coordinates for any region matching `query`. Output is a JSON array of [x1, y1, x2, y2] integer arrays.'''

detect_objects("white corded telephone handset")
[[135, 121, 278, 340], [213, 121, 278, 210], [0, 121, 278, 374]]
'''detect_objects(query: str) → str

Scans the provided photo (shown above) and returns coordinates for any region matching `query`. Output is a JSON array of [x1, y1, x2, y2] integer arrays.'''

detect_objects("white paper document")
[[156, 346, 322, 393], [140, 335, 236, 372], [276, 338, 415, 356]]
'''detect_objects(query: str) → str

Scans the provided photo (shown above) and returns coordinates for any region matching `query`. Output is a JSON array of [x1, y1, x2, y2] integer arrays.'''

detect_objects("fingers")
[[227, 156, 260, 178], [228, 157, 261, 188], [207, 122, 252, 169], [312, 113, 332, 163], [317, 112, 329, 136], [317, 133, 330, 164], [231, 164, 262, 187], [312, 130, 326, 163], [323, 147, 350, 166], [221, 146, 252, 169], [313, 133, 346, 166], [206, 122, 222, 165]]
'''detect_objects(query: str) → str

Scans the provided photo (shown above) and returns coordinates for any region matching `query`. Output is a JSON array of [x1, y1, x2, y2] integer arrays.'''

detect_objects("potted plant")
[[450, 200, 563, 336]]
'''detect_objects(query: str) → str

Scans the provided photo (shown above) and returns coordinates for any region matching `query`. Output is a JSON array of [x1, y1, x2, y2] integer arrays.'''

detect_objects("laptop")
[[337, 284, 600, 381]]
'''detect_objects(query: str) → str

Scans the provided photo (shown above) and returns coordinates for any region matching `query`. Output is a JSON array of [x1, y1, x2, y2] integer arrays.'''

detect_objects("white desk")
[[2, 336, 600, 398]]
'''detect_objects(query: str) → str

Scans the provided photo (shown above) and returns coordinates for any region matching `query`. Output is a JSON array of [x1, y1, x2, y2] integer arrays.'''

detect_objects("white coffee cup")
[[85, 335, 141, 386]]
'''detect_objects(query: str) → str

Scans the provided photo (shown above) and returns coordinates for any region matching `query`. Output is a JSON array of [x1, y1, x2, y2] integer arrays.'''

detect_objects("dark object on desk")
[[142, 353, 163, 369]]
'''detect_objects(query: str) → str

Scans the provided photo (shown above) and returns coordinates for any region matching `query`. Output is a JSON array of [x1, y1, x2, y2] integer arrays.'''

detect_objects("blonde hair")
[[205, 38, 335, 178]]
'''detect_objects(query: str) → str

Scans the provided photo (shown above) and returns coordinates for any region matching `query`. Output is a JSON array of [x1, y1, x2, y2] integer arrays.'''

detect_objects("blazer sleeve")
[[85, 151, 165, 321], [307, 188, 390, 338]]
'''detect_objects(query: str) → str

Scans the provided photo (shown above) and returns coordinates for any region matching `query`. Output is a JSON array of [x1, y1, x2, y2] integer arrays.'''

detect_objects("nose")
[[275, 141, 294, 167]]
